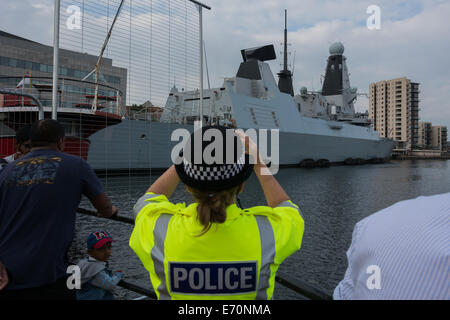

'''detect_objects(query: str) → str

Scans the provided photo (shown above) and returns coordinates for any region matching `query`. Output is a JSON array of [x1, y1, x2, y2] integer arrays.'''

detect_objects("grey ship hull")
[[87, 119, 394, 171]]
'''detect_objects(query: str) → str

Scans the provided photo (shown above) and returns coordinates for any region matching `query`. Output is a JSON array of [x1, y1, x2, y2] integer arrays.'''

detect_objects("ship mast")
[[277, 9, 294, 96], [283, 10, 288, 73]]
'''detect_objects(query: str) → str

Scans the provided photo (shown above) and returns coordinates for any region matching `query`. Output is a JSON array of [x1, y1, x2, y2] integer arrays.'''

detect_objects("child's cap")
[[87, 230, 114, 249]]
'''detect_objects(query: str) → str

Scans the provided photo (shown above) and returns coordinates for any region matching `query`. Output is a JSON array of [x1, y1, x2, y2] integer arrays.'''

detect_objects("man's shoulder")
[[21, 151, 96, 179], [372, 193, 449, 218], [57, 151, 85, 162], [357, 192, 450, 232], [36, 151, 90, 168]]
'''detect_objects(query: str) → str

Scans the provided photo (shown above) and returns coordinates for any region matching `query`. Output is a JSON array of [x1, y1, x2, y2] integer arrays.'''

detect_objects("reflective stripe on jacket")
[[129, 193, 304, 300]]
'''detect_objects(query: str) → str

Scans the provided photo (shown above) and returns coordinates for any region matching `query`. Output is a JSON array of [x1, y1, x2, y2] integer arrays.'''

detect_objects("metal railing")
[[0, 76, 123, 116], [76, 207, 332, 300], [0, 89, 44, 120]]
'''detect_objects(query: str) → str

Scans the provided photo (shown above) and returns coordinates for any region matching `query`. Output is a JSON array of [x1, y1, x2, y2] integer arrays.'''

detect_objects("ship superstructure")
[[294, 42, 371, 127], [87, 41, 394, 170]]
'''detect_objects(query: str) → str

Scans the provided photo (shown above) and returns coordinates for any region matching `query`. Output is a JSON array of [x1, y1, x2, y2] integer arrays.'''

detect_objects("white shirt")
[[334, 193, 450, 300]]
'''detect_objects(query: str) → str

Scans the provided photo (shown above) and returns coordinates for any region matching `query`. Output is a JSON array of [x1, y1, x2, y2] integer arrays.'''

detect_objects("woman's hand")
[[235, 129, 260, 165], [235, 129, 289, 207], [235, 129, 274, 176]]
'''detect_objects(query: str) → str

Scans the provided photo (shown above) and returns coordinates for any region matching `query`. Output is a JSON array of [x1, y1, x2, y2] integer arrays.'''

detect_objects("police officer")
[[130, 126, 304, 300]]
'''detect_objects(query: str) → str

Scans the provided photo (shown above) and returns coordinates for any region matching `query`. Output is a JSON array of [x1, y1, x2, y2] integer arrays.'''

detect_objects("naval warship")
[[86, 20, 394, 171]]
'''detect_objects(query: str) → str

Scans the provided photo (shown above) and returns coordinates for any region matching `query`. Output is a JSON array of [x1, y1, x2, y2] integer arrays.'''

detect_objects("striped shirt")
[[334, 193, 449, 300]]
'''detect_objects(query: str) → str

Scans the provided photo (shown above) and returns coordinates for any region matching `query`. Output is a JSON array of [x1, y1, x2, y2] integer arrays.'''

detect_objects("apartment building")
[[418, 122, 432, 149], [432, 125, 448, 151], [369, 77, 419, 150]]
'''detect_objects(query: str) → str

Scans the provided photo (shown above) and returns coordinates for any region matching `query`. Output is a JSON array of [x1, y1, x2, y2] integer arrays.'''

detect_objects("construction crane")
[[82, 0, 124, 112]]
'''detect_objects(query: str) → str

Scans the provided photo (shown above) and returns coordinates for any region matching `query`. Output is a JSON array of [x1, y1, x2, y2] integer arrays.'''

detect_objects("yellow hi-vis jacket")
[[129, 193, 304, 300]]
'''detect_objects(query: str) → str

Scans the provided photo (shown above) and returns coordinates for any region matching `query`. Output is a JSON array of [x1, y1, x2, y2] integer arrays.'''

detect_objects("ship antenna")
[[283, 9, 288, 72], [203, 40, 212, 124], [292, 50, 296, 77]]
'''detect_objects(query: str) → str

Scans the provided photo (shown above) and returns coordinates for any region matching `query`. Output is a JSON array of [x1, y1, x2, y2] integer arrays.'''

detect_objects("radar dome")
[[329, 42, 344, 55]]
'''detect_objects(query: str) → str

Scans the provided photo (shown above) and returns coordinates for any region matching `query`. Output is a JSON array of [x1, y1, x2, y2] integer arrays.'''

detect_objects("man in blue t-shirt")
[[0, 119, 118, 300]]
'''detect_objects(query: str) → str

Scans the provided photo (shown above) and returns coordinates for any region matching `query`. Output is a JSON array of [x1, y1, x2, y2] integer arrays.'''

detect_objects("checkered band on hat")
[[183, 151, 246, 181], [175, 125, 254, 191]]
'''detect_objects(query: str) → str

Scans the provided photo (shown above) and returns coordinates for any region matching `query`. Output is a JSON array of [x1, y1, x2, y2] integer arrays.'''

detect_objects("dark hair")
[[30, 119, 65, 147], [15, 125, 31, 145], [189, 184, 242, 236]]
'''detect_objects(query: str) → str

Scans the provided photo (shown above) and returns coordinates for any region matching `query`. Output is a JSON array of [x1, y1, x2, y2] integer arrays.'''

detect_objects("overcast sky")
[[1, 0, 449, 129]]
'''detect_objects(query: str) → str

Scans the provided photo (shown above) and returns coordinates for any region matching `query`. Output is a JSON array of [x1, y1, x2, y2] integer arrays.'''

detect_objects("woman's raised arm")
[[146, 165, 180, 199], [236, 130, 290, 208]]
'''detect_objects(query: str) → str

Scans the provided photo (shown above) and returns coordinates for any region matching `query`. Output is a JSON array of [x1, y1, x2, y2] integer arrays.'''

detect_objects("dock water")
[[69, 159, 450, 299]]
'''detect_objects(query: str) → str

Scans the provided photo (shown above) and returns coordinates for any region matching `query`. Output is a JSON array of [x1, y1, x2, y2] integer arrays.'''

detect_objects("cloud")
[[0, 0, 54, 45]]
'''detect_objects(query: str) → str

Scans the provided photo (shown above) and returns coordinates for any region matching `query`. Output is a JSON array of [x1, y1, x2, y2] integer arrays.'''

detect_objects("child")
[[76, 230, 124, 300]]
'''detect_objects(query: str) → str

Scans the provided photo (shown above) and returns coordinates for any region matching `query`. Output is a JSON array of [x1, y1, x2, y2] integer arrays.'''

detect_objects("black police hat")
[[174, 126, 254, 191]]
